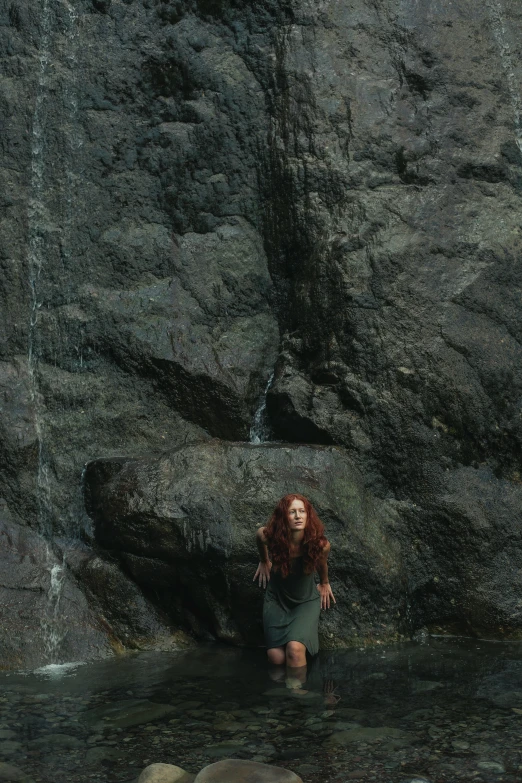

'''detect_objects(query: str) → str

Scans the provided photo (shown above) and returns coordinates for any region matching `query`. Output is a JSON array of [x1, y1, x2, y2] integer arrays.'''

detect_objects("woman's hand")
[[323, 678, 341, 705], [317, 582, 336, 609], [254, 560, 272, 588]]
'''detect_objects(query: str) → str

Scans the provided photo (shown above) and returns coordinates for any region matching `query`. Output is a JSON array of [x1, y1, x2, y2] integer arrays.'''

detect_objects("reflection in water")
[[0, 639, 521, 783]]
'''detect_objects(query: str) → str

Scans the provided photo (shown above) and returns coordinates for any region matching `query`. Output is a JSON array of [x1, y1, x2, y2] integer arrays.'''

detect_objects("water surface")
[[1, 638, 521, 783]]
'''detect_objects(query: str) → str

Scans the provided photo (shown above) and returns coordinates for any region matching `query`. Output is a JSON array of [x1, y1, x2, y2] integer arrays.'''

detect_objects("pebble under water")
[[1, 638, 522, 783]]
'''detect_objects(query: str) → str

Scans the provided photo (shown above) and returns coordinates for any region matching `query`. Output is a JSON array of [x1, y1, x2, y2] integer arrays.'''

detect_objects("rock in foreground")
[[138, 763, 195, 783], [194, 760, 302, 783]]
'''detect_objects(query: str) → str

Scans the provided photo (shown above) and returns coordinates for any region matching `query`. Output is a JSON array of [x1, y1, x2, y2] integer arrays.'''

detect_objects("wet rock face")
[[0, 501, 190, 665], [260, 1, 522, 503], [0, 0, 279, 535], [0, 506, 112, 669], [1, 0, 522, 661]]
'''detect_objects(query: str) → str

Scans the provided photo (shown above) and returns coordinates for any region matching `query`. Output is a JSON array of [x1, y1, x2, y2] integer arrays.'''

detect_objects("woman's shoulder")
[[321, 538, 331, 554]]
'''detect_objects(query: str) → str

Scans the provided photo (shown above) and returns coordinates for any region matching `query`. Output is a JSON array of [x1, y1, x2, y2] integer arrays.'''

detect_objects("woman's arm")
[[316, 540, 336, 609], [253, 526, 272, 588]]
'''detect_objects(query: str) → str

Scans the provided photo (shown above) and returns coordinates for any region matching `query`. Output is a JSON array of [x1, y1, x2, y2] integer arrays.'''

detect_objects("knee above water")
[[286, 642, 305, 662], [267, 648, 285, 665]]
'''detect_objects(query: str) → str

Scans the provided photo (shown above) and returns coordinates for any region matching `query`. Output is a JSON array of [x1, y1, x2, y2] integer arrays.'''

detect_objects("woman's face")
[[286, 498, 307, 531]]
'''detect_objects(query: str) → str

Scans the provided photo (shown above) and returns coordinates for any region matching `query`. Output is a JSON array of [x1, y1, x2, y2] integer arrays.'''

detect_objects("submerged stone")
[[0, 763, 33, 782], [325, 726, 413, 746], [262, 690, 295, 700], [399, 778, 433, 783], [331, 721, 362, 731], [0, 743, 22, 758], [84, 746, 123, 764], [81, 699, 176, 729], [212, 722, 244, 733], [29, 734, 84, 749], [203, 745, 247, 759], [477, 761, 505, 773], [411, 681, 443, 692]]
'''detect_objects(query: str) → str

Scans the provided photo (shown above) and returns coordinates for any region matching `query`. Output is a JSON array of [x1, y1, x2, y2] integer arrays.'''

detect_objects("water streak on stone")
[[62, 0, 82, 298], [250, 372, 275, 444], [41, 560, 67, 664], [486, 0, 522, 153], [27, 0, 82, 665], [27, 0, 53, 538]]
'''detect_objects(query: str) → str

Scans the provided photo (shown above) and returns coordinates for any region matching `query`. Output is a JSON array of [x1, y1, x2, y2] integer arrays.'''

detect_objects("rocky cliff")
[[1, 0, 522, 666]]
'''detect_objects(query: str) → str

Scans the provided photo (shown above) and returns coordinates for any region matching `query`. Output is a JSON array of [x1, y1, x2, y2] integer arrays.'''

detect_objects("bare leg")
[[284, 642, 308, 691], [268, 665, 286, 682], [285, 641, 307, 668], [267, 646, 286, 666]]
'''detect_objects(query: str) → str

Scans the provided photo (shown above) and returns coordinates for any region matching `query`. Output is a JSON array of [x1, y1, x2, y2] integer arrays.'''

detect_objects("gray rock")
[[195, 760, 302, 783], [0, 736, 15, 742], [66, 548, 193, 652], [138, 765, 195, 783]]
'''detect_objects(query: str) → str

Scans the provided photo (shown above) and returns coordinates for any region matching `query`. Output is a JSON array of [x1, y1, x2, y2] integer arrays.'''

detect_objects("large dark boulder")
[[0, 503, 191, 668], [85, 441, 522, 645], [85, 441, 402, 646]]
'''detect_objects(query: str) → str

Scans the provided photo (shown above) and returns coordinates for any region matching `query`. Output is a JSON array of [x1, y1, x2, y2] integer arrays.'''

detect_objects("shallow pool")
[[1, 637, 521, 783]]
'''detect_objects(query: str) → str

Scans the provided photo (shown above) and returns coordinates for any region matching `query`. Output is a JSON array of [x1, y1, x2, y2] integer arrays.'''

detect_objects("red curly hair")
[[265, 493, 327, 578]]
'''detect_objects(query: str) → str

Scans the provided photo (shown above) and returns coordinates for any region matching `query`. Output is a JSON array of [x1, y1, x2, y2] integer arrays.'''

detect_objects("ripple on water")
[[32, 662, 87, 679]]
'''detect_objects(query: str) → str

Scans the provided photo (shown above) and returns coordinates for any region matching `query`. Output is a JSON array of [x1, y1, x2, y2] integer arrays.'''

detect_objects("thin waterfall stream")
[[28, 0, 53, 540], [27, 0, 82, 664], [486, 0, 522, 153], [249, 371, 274, 444]]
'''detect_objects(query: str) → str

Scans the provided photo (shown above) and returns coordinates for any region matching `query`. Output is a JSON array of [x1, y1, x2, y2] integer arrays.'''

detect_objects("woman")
[[253, 493, 336, 668]]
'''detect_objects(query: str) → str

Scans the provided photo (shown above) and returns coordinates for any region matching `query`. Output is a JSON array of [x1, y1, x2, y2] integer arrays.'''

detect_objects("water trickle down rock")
[[250, 372, 275, 444]]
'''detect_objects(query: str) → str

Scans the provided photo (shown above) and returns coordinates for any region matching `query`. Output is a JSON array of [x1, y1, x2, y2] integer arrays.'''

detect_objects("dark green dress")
[[263, 556, 321, 655]]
